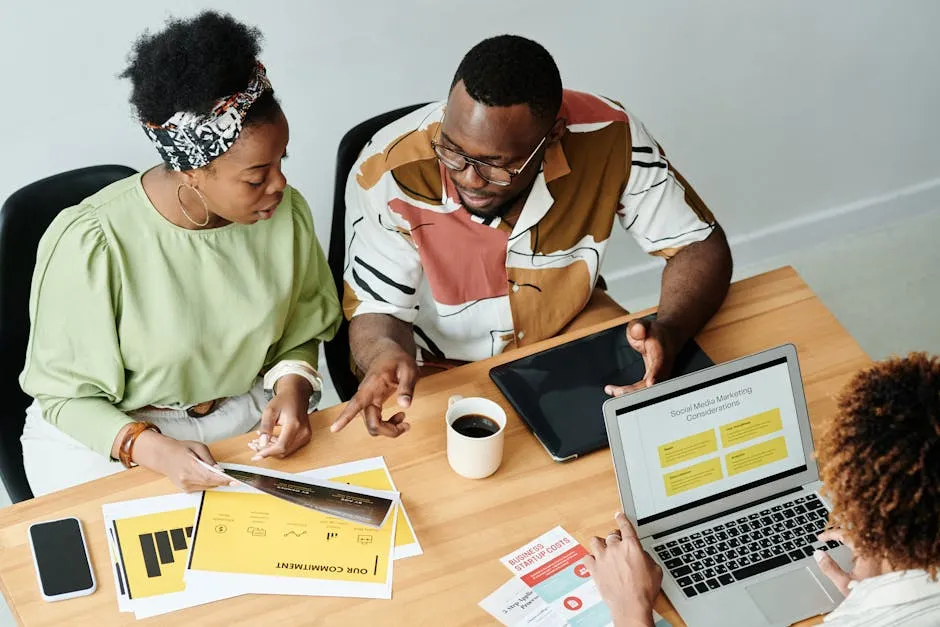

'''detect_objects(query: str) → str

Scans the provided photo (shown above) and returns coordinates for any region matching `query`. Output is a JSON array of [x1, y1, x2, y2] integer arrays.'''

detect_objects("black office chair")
[[325, 103, 430, 402], [0, 165, 137, 503]]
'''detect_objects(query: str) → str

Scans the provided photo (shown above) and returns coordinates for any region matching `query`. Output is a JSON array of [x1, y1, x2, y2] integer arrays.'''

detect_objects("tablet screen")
[[490, 318, 714, 460]]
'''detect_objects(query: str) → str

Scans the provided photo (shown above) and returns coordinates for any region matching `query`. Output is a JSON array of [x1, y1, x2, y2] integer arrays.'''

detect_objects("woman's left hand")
[[252, 374, 313, 460]]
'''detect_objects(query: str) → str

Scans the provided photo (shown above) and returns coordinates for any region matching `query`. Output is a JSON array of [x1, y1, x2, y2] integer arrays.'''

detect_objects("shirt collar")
[[542, 139, 571, 182], [506, 139, 570, 238], [825, 570, 940, 621]]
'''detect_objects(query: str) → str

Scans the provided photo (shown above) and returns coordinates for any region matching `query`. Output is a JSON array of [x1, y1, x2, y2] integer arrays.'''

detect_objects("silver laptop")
[[602, 344, 853, 627]]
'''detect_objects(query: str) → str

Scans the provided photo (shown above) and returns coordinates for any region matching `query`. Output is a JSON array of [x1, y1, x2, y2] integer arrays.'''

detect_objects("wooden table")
[[0, 267, 870, 626]]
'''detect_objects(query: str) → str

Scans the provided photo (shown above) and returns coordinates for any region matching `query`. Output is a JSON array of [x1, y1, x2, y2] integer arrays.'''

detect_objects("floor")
[[0, 208, 937, 625]]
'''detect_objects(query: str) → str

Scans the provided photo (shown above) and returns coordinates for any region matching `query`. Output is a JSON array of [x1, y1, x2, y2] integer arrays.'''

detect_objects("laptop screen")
[[613, 357, 808, 526]]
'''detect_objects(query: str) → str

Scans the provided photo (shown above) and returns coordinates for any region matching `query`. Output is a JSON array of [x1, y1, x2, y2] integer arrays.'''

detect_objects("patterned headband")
[[142, 62, 272, 171]]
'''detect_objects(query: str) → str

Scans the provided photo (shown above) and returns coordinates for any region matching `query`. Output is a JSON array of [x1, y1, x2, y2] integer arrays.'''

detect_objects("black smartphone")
[[27, 517, 96, 601]]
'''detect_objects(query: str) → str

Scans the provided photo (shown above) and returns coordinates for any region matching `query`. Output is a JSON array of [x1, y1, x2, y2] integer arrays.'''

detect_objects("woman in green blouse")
[[19, 12, 340, 496]]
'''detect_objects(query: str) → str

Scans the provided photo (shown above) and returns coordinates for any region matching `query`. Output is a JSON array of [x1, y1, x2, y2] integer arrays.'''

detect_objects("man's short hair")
[[818, 352, 940, 575], [451, 35, 562, 122]]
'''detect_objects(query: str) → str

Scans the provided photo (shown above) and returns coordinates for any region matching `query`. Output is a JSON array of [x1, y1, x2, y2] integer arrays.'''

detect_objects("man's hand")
[[605, 319, 679, 397], [605, 228, 731, 398], [584, 512, 662, 627], [331, 347, 417, 437], [252, 374, 314, 461]]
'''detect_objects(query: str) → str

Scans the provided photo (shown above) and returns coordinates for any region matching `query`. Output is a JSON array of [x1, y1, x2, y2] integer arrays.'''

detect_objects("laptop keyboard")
[[652, 494, 842, 599]]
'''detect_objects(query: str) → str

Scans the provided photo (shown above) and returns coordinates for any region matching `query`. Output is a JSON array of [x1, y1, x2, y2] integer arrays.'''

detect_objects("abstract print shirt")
[[343, 91, 716, 363]]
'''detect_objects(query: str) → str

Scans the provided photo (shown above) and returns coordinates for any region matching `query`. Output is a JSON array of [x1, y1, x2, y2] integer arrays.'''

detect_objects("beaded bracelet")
[[118, 422, 161, 469]]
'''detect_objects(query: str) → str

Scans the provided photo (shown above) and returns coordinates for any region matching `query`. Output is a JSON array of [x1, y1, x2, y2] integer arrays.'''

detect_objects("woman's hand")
[[131, 430, 236, 492], [252, 374, 314, 461], [814, 528, 878, 596], [584, 512, 663, 627]]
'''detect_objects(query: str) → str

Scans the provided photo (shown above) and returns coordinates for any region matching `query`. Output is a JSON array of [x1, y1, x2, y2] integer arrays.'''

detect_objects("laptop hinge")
[[650, 486, 804, 540]]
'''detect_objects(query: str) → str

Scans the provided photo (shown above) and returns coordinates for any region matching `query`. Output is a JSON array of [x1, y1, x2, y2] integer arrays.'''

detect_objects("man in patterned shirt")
[[332, 35, 732, 438]]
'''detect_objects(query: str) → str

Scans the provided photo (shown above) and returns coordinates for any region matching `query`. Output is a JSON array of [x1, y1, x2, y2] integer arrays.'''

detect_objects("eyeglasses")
[[431, 118, 550, 187]]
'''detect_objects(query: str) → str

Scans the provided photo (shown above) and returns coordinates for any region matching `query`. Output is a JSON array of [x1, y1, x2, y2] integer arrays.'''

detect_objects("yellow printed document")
[[303, 457, 422, 560], [103, 493, 241, 619], [104, 458, 415, 617], [186, 474, 398, 599], [114, 507, 194, 599]]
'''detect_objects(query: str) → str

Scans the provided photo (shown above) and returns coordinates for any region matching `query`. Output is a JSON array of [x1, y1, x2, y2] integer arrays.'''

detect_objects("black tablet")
[[489, 316, 714, 461]]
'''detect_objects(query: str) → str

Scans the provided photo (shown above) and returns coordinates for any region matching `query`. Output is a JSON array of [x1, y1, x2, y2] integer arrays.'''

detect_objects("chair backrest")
[[325, 103, 430, 402], [0, 165, 137, 503]]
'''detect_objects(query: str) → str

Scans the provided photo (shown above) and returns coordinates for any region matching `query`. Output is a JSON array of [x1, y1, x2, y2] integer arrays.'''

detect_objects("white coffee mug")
[[445, 395, 507, 479]]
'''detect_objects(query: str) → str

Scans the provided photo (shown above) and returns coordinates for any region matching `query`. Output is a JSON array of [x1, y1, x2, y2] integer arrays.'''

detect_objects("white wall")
[[2, 1, 939, 301]]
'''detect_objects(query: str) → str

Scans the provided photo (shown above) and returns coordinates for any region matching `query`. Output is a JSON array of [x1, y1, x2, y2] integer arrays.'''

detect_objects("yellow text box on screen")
[[725, 436, 788, 476], [720, 409, 783, 448], [657, 430, 719, 468], [662, 458, 724, 497]]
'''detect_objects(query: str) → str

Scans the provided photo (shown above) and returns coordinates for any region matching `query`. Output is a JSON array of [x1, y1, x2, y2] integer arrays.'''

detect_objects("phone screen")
[[29, 518, 94, 597]]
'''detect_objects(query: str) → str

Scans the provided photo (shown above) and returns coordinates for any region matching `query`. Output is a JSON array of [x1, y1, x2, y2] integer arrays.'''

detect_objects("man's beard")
[[455, 182, 533, 221], [461, 197, 515, 220]]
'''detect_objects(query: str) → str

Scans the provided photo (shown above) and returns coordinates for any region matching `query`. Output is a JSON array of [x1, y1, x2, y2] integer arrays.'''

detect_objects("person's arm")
[[20, 209, 229, 491], [605, 116, 732, 396], [332, 314, 418, 437], [254, 191, 342, 459], [331, 158, 424, 437], [584, 513, 662, 626], [349, 313, 417, 374], [263, 193, 342, 368], [20, 210, 137, 456], [619, 226, 730, 391], [654, 228, 731, 343]]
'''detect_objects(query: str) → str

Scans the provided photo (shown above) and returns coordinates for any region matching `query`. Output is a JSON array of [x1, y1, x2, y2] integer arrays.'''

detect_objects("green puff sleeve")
[[19, 206, 134, 456], [264, 189, 341, 371]]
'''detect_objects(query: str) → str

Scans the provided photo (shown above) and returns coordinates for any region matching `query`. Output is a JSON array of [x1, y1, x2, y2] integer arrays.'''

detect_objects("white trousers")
[[21, 380, 266, 497]]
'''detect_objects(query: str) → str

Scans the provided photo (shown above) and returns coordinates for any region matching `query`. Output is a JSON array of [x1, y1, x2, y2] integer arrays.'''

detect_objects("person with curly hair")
[[19, 11, 340, 495], [585, 353, 940, 626], [333, 35, 732, 439]]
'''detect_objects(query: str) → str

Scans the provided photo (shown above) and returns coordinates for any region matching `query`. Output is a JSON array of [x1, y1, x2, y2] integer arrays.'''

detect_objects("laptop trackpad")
[[746, 567, 834, 623]]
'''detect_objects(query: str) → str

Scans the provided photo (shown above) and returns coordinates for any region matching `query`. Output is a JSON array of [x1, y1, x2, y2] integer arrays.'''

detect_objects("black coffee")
[[452, 414, 500, 438]]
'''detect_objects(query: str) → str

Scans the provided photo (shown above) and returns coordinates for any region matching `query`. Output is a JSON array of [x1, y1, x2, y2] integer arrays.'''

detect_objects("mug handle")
[[447, 395, 464, 408]]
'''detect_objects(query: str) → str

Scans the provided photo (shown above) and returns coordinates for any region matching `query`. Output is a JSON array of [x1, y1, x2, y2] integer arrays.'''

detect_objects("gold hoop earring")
[[176, 183, 211, 227]]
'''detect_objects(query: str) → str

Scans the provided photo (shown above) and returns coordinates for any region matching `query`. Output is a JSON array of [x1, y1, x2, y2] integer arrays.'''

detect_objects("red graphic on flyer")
[[519, 546, 588, 587], [564, 596, 583, 611]]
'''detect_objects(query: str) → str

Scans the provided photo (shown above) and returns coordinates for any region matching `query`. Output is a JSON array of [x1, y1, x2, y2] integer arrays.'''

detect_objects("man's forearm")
[[349, 313, 417, 373], [656, 226, 732, 343]]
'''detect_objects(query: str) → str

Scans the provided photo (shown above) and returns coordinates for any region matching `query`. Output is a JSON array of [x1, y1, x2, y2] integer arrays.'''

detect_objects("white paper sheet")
[[479, 578, 568, 626]]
